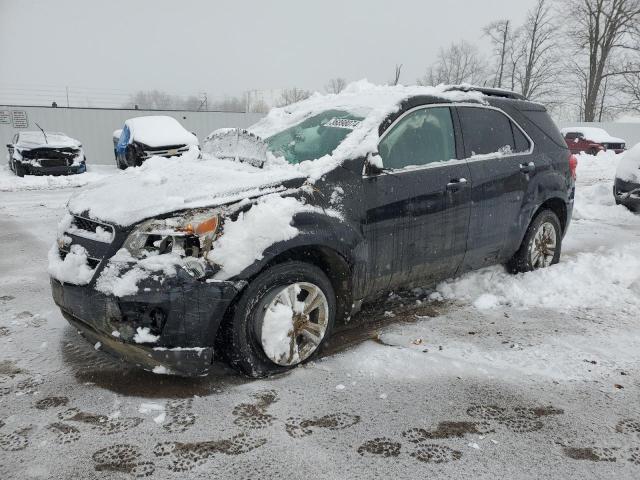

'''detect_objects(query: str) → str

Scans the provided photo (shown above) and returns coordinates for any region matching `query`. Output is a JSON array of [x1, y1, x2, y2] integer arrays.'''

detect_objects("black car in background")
[[50, 86, 575, 378], [7, 131, 86, 177], [114, 115, 199, 169]]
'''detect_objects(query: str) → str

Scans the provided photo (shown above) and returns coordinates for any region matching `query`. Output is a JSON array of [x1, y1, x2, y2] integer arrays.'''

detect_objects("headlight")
[[123, 210, 222, 259]]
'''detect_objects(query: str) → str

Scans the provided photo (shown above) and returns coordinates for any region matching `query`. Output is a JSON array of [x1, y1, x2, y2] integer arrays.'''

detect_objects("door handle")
[[520, 162, 536, 174], [446, 178, 468, 191]]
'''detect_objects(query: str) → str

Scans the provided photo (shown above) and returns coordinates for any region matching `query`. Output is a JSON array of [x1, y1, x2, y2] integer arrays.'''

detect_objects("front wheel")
[[507, 210, 562, 273], [225, 261, 336, 378], [14, 160, 26, 177]]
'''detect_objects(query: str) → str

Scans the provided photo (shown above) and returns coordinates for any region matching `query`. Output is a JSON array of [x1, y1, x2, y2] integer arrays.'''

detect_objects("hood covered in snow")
[[124, 116, 198, 147], [67, 149, 308, 226], [15, 131, 82, 150]]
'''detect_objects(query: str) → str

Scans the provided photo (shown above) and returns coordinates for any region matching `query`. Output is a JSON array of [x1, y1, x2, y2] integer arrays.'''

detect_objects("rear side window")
[[378, 107, 456, 170], [458, 107, 530, 156]]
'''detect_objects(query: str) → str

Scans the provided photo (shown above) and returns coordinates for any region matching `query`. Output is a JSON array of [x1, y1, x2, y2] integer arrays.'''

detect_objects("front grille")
[[71, 216, 114, 242], [39, 158, 71, 167], [605, 143, 624, 150], [58, 247, 101, 269], [142, 144, 189, 159]]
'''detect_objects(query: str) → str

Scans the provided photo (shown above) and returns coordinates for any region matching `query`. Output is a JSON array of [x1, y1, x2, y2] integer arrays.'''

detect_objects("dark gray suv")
[[49, 85, 575, 377]]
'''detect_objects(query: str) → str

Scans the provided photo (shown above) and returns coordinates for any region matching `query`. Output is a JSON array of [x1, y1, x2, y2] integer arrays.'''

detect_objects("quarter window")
[[378, 107, 456, 170], [458, 107, 530, 156]]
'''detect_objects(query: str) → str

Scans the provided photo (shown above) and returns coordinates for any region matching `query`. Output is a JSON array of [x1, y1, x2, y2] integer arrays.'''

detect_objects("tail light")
[[569, 154, 578, 181]]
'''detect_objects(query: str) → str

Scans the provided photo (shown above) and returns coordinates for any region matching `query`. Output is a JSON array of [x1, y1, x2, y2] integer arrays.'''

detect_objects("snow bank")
[[435, 150, 640, 311], [0, 165, 114, 192], [124, 116, 198, 147], [436, 244, 640, 310], [561, 126, 625, 144], [616, 142, 640, 183]]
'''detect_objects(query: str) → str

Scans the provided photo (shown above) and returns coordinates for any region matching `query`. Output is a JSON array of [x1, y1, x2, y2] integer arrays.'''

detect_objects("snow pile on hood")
[[251, 80, 485, 163], [616, 142, 640, 183], [561, 126, 625, 144], [208, 194, 331, 278], [124, 116, 198, 147], [67, 148, 304, 226], [14, 131, 82, 150]]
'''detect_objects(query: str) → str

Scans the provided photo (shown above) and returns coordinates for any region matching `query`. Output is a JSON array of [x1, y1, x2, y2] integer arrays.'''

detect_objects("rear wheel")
[[507, 209, 562, 273], [225, 261, 336, 378]]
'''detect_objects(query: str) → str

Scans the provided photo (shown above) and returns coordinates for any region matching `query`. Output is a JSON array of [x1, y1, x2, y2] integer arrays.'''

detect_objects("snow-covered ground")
[[1, 153, 639, 479]]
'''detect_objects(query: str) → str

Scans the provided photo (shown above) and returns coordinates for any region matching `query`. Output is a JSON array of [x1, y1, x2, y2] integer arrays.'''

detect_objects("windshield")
[[265, 109, 363, 164]]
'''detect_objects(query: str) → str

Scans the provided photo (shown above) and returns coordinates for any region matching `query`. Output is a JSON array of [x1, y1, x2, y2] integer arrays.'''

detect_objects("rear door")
[[362, 106, 471, 294], [456, 105, 533, 271]]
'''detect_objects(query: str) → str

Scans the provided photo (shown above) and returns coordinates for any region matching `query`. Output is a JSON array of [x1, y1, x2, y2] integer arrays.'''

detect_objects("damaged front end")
[[17, 146, 86, 175], [49, 208, 245, 376]]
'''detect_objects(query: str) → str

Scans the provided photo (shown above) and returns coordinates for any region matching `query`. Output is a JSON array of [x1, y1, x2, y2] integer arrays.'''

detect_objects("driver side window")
[[378, 107, 456, 170]]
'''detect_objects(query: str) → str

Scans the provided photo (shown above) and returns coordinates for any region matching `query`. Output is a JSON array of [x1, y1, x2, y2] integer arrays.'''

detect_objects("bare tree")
[[392, 64, 403, 86], [513, 0, 559, 100], [277, 88, 312, 107], [562, 0, 640, 121], [325, 78, 347, 94], [127, 90, 175, 110], [418, 41, 487, 86], [485, 20, 512, 88]]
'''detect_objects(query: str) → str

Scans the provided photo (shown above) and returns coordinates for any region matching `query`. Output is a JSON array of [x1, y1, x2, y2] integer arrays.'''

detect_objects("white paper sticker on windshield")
[[323, 118, 361, 130]]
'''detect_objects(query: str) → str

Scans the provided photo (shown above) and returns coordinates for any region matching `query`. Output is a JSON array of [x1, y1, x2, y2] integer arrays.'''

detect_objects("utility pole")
[[66, 86, 70, 107], [198, 92, 208, 111]]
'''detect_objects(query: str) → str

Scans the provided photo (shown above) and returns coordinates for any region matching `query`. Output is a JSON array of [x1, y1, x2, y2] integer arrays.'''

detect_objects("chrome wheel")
[[259, 282, 329, 366], [530, 221, 557, 268]]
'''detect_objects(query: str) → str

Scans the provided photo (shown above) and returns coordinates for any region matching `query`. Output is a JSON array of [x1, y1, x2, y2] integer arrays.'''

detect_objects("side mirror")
[[364, 153, 385, 176]]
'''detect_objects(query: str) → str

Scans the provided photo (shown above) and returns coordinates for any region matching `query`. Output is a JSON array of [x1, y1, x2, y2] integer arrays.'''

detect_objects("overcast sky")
[[0, 0, 537, 106]]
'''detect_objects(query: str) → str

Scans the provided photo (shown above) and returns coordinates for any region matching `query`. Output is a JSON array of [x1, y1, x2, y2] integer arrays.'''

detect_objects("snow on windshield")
[[124, 116, 199, 147]]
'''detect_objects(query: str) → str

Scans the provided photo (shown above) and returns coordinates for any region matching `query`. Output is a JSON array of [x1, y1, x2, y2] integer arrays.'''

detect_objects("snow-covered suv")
[[49, 82, 575, 377], [114, 116, 199, 169]]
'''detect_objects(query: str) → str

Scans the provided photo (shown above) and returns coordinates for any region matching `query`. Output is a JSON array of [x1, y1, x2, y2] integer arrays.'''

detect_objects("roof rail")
[[445, 85, 527, 100]]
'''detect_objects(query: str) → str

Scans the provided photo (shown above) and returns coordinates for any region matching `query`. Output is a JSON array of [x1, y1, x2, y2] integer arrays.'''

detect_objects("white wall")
[[0, 106, 264, 165], [557, 121, 640, 148]]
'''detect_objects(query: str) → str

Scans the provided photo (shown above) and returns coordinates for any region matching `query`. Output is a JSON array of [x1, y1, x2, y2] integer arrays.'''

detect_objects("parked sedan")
[[114, 116, 199, 169], [49, 85, 575, 377], [7, 131, 86, 177], [562, 127, 626, 155], [614, 143, 640, 212]]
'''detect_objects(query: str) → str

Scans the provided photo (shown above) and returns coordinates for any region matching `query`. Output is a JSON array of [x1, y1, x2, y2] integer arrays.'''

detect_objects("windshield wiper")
[[35, 123, 48, 144]]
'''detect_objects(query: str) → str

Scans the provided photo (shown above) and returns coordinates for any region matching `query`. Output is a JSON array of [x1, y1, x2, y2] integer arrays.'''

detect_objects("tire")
[[225, 261, 336, 378], [14, 161, 26, 177], [507, 209, 562, 274]]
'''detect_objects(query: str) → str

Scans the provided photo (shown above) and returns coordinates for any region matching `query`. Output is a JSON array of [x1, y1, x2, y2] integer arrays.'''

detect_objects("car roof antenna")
[[35, 123, 48, 144]]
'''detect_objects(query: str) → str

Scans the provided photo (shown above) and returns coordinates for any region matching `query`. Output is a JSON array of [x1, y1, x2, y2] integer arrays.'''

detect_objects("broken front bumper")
[[23, 162, 86, 176], [51, 274, 242, 376]]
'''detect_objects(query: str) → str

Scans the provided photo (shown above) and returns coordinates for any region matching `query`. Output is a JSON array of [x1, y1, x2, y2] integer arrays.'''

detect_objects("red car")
[[562, 127, 626, 155]]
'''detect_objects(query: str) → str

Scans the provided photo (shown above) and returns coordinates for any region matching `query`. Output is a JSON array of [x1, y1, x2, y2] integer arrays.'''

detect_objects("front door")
[[362, 106, 471, 295]]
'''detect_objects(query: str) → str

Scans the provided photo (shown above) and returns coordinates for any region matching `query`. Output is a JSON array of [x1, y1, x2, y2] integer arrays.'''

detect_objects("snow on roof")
[[561, 127, 625, 144], [16, 131, 81, 149], [124, 116, 198, 147], [250, 80, 486, 162]]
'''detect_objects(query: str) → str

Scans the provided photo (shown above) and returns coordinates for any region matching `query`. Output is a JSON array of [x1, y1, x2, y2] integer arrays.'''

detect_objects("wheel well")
[[536, 198, 567, 233], [213, 246, 354, 357], [262, 246, 354, 325]]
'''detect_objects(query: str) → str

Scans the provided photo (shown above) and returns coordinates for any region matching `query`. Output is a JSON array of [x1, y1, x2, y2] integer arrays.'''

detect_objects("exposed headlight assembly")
[[123, 210, 222, 260]]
